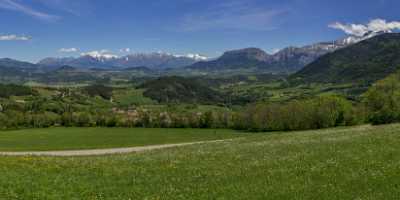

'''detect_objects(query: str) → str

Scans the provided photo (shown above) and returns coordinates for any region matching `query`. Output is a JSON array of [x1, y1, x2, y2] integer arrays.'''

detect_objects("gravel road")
[[0, 139, 229, 157]]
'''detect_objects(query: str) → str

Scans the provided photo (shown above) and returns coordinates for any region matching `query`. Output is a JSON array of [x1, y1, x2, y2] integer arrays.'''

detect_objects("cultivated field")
[[0, 124, 399, 199], [0, 128, 242, 151]]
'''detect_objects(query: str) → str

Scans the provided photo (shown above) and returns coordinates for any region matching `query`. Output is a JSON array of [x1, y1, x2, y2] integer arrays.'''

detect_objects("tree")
[[200, 111, 214, 128], [234, 95, 355, 132], [363, 72, 400, 124]]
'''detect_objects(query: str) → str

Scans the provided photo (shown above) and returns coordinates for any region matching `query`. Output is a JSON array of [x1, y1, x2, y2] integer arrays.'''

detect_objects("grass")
[[225, 82, 363, 102], [113, 88, 156, 106], [0, 124, 400, 199], [0, 128, 243, 151]]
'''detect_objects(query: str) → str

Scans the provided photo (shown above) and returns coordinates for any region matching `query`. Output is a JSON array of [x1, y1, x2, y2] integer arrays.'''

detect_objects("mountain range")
[[0, 30, 392, 75], [38, 53, 208, 70], [0, 58, 37, 70], [186, 31, 387, 73]]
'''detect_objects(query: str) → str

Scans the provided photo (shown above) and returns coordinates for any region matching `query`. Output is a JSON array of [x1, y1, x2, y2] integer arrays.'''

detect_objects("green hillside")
[[292, 33, 400, 84], [139, 76, 224, 104]]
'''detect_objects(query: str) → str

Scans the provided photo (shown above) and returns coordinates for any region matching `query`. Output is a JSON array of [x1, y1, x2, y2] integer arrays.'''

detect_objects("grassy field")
[[225, 82, 365, 102], [112, 88, 156, 106], [0, 124, 400, 199], [0, 128, 243, 151]]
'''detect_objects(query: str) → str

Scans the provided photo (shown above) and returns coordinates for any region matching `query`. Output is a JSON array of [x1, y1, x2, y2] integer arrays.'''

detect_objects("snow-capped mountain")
[[38, 31, 387, 73], [263, 30, 390, 72], [187, 32, 389, 73], [175, 53, 208, 61], [80, 50, 119, 62], [335, 30, 390, 46], [38, 52, 209, 70]]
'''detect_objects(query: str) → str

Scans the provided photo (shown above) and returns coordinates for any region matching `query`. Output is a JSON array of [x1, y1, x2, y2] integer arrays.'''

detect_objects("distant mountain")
[[1, 31, 389, 76], [122, 66, 154, 73], [186, 31, 388, 74], [39, 55, 116, 70], [38, 52, 208, 70], [265, 45, 334, 73], [186, 46, 329, 73], [38, 57, 75, 68], [187, 48, 272, 71], [114, 53, 205, 69], [291, 33, 400, 84], [0, 58, 37, 70], [56, 65, 78, 72], [0, 65, 27, 77]]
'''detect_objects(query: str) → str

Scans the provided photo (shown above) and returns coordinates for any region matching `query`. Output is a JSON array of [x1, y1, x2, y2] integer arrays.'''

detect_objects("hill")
[[56, 65, 78, 72], [0, 84, 36, 98], [291, 33, 400, 84], [83, 84, 113, 100], [0, 66, 26, 77], [122, 66, 155, 74], [138, 76, 224, 104], [0, 58, 37, 70]]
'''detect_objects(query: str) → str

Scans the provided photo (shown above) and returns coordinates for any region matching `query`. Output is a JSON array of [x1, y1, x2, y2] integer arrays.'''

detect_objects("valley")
[[1, 33, 400, 134], [1, 3, 400, 198]]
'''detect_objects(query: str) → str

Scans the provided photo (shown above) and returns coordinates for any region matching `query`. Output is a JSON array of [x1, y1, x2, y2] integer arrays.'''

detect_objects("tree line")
[[0, 71, 399, 131], [0, 95, 366, 131]]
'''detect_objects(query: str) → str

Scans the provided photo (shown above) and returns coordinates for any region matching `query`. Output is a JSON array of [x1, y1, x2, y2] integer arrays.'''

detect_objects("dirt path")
[[0, 139, 230, 157]]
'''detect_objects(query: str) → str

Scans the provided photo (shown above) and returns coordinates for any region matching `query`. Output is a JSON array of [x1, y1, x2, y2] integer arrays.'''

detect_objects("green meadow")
[[0, 124, 399, 199], [0, 128, 243, 151]]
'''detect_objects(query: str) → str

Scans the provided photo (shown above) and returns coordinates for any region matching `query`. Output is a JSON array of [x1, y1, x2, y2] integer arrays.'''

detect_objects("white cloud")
[[119, 48, 131, 53], [0, 34, 31, 41], [59, 48, 79, 53], [329, 19, 400, 37], [0, 0, 59, 21], [81, 50, 119, 59]]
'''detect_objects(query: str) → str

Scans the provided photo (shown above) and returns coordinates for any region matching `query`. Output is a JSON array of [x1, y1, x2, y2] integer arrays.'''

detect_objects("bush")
[[74, 113, 93, 127], [363, 72, 400, 125]]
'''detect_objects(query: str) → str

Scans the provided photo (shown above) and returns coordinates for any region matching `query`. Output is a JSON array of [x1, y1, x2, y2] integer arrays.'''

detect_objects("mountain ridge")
[[291, 33, 400, 84], [38, 52, 208, 70], [185, 33, 382, 73], [0, 32, 389, 74]]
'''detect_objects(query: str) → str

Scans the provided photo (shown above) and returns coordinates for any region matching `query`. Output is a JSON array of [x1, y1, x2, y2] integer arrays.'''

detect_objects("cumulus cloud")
[[0, 34, 31, 41], [59, 48, 79, 53], [329, 19, 400, 37], [81, 50, 119, 59], [0, 0, 59, 21]]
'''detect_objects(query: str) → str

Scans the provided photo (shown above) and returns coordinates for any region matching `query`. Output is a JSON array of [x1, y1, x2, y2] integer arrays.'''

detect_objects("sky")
[[0, 0, 399, 62]]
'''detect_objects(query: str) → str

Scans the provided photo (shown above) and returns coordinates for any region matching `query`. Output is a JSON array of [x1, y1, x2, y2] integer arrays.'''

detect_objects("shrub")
[[363, 72, 400, 124]]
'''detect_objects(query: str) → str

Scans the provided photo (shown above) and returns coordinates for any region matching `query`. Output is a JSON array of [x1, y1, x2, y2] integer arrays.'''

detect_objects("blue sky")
[[0, 0, 399, 62]]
